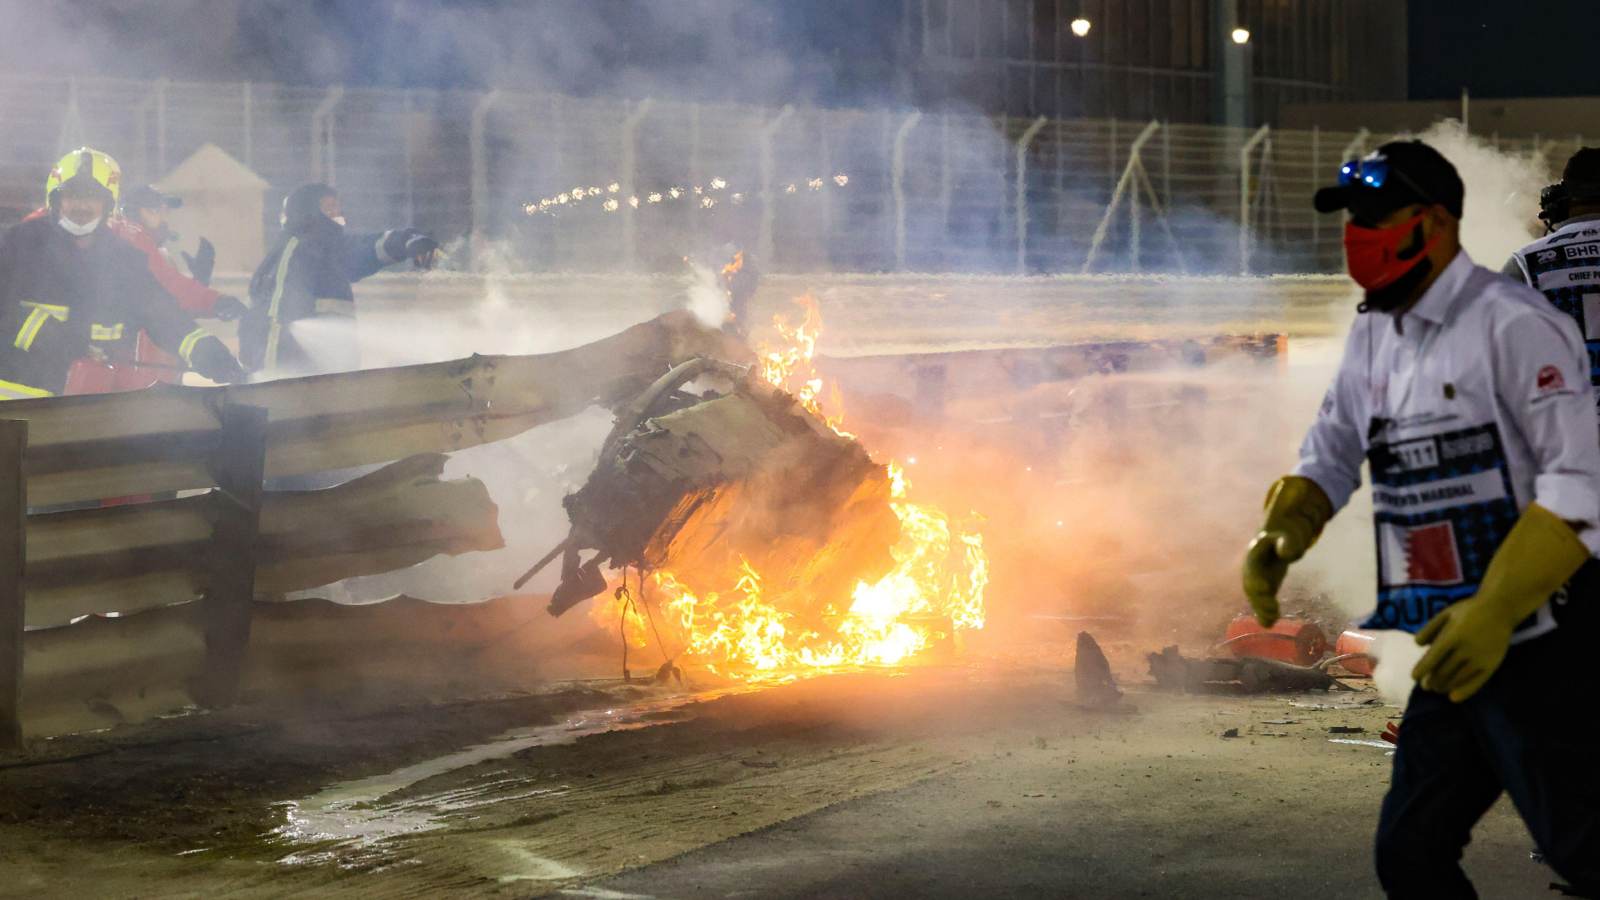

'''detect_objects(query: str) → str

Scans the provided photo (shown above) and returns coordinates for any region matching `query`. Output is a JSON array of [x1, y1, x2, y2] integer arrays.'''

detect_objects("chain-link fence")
[[0, 74, 1577, 276]]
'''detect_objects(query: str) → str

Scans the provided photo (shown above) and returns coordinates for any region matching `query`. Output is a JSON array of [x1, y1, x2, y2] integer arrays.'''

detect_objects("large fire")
[[598, 297, 989, 681]]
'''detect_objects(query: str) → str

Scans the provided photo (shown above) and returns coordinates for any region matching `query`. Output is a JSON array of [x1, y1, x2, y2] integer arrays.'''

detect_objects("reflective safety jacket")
[[244, 214, 396, 374], [0, 217, 224, 398]]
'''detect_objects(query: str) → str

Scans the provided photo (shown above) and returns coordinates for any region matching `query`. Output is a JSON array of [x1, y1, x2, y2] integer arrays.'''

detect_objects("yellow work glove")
[[1412, 502, 1588, 702], [1241, 475, 1333, 628]]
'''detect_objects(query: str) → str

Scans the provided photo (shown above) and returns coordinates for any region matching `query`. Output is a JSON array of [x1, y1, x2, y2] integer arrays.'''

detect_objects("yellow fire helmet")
[[45, 147, 122, 208]]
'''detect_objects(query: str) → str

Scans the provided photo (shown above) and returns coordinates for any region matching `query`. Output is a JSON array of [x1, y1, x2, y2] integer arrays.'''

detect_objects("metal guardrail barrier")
[[0, 311, 739, 744]]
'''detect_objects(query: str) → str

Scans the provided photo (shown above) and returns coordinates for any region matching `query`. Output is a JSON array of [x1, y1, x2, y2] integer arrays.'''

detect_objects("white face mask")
[[58, 215, 101, 237], [330, 215, 347, 227]]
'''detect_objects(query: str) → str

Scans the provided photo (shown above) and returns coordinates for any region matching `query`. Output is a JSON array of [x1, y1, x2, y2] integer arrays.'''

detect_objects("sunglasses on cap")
[[1337, 156, 1439, 207]]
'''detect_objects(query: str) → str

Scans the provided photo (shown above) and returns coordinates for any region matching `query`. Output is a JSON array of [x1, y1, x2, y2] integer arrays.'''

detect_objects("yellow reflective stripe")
[[263, 236, 298, 368], [176, 327, 207, 364], [313, 297, 355, 316], [13, 302, 70, 351], [21, 301, 69, 316], [14, 308, 46, 350], [90, 322, 124, 341], [0, 378, 52, 400]]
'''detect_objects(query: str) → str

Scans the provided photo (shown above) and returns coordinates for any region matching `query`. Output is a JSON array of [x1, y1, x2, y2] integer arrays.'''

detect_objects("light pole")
[[1212, 0, 1252, 129]]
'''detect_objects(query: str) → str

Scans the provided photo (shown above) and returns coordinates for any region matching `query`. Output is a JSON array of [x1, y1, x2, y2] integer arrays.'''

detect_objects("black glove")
[[213, 295, 248, 322], [189, 335, 246, 384], [383, 228, 439, 270], [182, 237, 216, 286]]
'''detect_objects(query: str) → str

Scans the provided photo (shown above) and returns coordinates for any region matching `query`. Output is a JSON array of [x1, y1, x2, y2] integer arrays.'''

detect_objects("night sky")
[[8, 1, 1600, 105], [1407, 0, 1595, 100]]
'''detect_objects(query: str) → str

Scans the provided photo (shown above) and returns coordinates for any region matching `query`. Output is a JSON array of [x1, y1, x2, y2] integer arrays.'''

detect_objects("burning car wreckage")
[[516, 295, 988, 683]]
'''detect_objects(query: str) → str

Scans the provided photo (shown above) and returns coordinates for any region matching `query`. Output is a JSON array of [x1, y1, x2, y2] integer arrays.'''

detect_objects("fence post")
[[940, 113, 954, 237], [1014, 115, 1048, 274], [310, 85, 345, 183], [892, 111, 923, 271], [1239, 123, 1270, 276], [155, 78, 169, 174], [197, 403, 268, 710], [1080, 120, 1160, 274], [135, 83, 158, 179], [241, 81, 255, 169], [0, 420, 23, 749], [620, 98, 654, 271], [403, 89, 416, 225], [468, 89, 502, 259], [758, 105, 795, 269]]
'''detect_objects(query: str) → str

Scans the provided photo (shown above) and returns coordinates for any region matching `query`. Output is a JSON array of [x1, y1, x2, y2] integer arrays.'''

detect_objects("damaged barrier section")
[[0, 311, 744, 744]]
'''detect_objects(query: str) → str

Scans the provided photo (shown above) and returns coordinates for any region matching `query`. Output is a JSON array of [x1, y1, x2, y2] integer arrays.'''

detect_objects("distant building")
[[899, 0, 1409, 125]]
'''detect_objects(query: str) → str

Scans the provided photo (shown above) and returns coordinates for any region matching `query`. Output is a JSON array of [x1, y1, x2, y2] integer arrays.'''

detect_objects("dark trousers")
[[1375, 623, 1600, 898]]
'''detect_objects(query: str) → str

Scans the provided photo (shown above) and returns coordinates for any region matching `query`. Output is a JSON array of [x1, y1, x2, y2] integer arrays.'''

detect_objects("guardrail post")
[[197, 403, 268, 709], [0, 420, 23, 749]]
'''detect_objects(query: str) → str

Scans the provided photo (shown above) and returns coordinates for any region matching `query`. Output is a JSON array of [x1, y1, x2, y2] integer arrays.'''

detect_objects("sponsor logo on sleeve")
[[1537, 364, 1567, 394]]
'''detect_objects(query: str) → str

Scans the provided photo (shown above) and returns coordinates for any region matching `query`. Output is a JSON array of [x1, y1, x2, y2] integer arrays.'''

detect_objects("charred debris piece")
[[1146, 645, 1357, 694], [1074, 631, 1125, 709], [516, 355, 899, 620]]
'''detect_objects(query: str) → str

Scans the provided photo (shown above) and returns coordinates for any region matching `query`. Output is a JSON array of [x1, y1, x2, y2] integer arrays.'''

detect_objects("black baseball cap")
[[1313, 140, 1464, 222], [1562, 147, 1600, 188], [121, 184, 181, 213]]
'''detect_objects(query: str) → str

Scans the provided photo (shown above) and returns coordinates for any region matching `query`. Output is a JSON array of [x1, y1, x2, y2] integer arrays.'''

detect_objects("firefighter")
[[1505, 147, 1600, 415], [1240, 140, 1600, 897], [0, 148, 244, 399], [101, 185, 249, 390], [240, 183, 437, 376]]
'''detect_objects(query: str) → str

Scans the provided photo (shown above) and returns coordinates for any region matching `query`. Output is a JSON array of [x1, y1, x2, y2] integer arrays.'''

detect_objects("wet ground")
[[0, 658, 1554, 899]]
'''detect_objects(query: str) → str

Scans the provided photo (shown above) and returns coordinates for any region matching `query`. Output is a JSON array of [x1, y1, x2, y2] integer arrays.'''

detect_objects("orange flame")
[[598, 296, 988, 682]]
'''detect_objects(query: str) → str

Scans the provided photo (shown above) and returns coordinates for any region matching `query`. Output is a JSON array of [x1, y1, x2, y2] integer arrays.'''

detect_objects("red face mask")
[[1343, 211, 1442, 290]]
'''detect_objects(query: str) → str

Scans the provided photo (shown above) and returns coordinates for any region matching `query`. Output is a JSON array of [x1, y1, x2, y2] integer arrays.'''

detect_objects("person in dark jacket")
[[0, 148, 244, 399], [241, 183, 437, 376]]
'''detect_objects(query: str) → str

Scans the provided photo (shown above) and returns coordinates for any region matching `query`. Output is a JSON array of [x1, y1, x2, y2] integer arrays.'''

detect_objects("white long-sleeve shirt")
[[1294, 249, 1600, 638]]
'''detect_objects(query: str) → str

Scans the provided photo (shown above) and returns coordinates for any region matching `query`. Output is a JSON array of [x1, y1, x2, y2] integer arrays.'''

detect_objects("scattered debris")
[[1220, 728, 1240, 739], [740, 759, 780, 769], [1331, 630, 1378, 676], [1329, 738, 1394, 750], [1327, 725, 1365, 735], [1147, 646, 1356, 693], [1381, 722, 1400, 745], [1260, 719, 1298, 726], [1287, 696, 1384, 710], [1216, 615, 1329, 666], [1074, 631, 1123, 708]]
